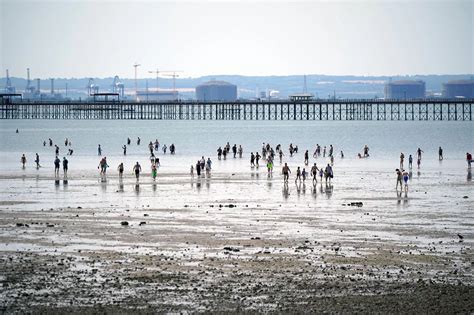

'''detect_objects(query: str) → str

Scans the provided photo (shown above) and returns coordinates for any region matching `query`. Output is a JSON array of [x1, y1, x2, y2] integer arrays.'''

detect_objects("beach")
[[0, 120, 473, 312]]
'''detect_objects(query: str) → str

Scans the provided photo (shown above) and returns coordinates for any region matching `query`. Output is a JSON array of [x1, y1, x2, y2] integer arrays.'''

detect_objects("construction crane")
[[112, 75, 125, 98], [161, 71, 183, 94], [148, 69, 162, 91]]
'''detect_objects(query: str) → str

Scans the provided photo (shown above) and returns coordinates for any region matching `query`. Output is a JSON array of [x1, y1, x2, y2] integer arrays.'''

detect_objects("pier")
[[0, 99, 472, 121]]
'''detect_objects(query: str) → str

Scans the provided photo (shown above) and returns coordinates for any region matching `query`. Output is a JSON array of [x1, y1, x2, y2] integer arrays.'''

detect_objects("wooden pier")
[[0, 99, 472, 121]]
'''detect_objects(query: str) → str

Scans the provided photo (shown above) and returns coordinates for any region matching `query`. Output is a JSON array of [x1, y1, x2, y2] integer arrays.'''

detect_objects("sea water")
[[0, 120, 472, 174]]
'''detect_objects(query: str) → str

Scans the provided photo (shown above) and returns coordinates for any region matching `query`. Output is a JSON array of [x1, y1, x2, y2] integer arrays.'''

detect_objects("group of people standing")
[[100, 137, 176, 157], [18, 130, 472, 192], [281, 162, 333, 185], [217, 143, 243, 160], [191, 156, 213, 177], [400, 147, 427, 170]]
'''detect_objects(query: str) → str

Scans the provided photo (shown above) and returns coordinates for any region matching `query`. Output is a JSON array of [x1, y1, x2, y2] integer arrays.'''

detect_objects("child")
[[117, 163, 124, 178], [403, 170, 409, 192], [267, 160, 273, 174], [319, 168, 324, 182], [295, 167, 301, 183], [302, 168, 307, 182], [190, 165, 194, 176], [151, 164, 157, 181]]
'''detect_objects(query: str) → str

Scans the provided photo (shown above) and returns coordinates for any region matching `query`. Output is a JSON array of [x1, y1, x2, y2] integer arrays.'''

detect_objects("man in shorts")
[[133, 162, 142, 181], [311, 163, 319, 184]]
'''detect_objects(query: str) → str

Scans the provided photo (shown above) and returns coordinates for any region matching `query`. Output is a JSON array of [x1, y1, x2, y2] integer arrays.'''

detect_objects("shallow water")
[[0, 120, 472, 174]]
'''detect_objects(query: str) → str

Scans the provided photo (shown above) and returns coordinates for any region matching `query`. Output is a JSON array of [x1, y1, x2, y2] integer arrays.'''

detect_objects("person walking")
[[324, 164, 333, 183], [438, 147, 443, 160], [54, 156, 61, 176], [266, 157, 273, 175], [133, 162, 142, 180], [403, 170, 409, 193], [302, 168, 307, 182], [282, 163, 291, 183], [35, 153, 40, 169], [98, 157, 109, 175], [311, 163, 319, 184], [196, 161, 201, 176], [295, 167, 302, 183], [205, 158, 212, 176], [151, 164, 157, 181], [255, 153, 261, 167], [417, 148, 424, 161], [20, 154, 27, 168], [396, 169, 403, 190], [400, 152, 405, 169], [62, 157, 68, 176], [200, 156, 205, 171], [117, 163, 124, 178]]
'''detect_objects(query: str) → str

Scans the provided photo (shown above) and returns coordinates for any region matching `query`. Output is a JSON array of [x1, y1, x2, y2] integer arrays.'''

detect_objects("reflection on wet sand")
[[325, 183, 333, 199], [282, 183, 289, 199]]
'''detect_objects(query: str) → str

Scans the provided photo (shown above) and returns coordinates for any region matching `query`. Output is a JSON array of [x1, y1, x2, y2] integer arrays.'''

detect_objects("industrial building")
[[196, 80, 237, 101], [384, 80, 426, 99], [136, 91, 178, 102], [442, 80, 474, 99]]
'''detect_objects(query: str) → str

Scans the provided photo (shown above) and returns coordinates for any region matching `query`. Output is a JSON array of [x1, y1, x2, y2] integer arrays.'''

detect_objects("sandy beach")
[[1, 157, 473, 313]]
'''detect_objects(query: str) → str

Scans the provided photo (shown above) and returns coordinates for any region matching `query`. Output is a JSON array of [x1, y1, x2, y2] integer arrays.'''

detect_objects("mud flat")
[[1, 165, 473, 313]]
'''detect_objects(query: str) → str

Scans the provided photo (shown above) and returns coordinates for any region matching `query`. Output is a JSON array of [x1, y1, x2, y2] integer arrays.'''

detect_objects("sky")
[[0, 0, 472, 79]]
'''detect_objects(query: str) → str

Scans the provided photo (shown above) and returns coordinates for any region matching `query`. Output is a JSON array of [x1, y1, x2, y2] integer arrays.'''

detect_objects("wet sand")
[[1, 163, 473, 313]]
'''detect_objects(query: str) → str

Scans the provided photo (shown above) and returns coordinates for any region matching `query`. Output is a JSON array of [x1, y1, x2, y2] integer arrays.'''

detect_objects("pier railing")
[[0, 99, 472, 121]]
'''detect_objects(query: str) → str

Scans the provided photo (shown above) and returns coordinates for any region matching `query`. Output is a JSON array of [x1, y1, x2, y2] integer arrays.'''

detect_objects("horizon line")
[[2, 73, 473, 80]]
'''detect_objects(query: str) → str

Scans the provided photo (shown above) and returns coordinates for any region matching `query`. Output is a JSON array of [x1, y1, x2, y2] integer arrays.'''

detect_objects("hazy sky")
[[1, 0, 472, 79]]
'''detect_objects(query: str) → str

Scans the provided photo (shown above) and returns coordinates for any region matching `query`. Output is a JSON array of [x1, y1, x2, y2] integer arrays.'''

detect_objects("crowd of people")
[[17, 133, 474, 192]]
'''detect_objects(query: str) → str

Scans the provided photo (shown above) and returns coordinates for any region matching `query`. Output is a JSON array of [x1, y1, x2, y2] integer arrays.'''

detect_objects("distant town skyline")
[[1, 0, 472, 79]]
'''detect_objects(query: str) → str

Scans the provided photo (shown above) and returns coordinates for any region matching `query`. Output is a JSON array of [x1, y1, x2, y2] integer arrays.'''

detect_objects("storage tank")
[[384, 80, 426, 99], [196, 80, 237, 101], [442, 80, 474, 98]]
